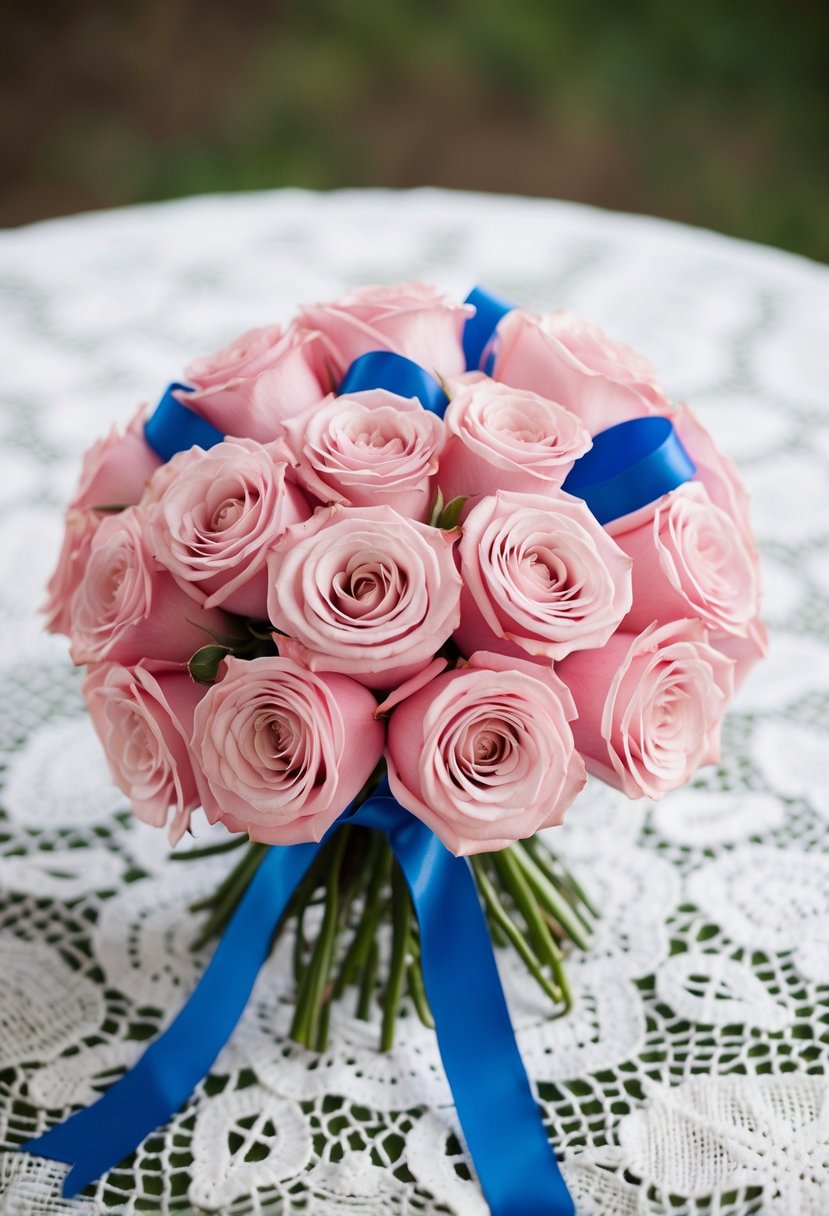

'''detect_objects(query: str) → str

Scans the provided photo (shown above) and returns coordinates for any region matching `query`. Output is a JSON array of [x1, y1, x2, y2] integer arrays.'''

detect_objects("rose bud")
[[180, 323, 332, 442], [297, 282, 472, 381], [267, 505, 462, 689], [145, 438, 309, 618], [279, 389, 445, 522], [385, 650, 586, 855], [557, 619, 735, 800], [608, 480, 759, 638], [84, 661, 207, 843], [192, 655, 384, 845], [455, 489, 632, 662], [436, 379, 592, 505], [68, 508, 235, 666], [490, 308, 663, 434]]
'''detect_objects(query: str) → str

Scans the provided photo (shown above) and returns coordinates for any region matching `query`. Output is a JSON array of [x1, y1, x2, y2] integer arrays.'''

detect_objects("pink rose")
[[279, 389, 445, 522], [146, 438, 310, 618], [69, 508, 235, 666], [192, 655, 384, 845], [84, 661, 206, 843], [70, 407, 162, 513], [608, 480, 759, 638], [267, 505, 462, 689], [179, 324, 331, 443], [490, 309, 661, 434], [668, 404, 756, 553], [539, 311, 668, 407], [385, 650, 586, 855], [712, 616, 768, 692], [437, 378, 592, 503], [297, 282, 471, 381], [455, 489, 633, 662], [43, 509, 99, 636], [557, 619, 735, 799]]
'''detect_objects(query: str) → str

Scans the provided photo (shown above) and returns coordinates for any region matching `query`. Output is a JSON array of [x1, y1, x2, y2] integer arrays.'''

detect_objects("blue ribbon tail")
[[462, 285, 516, 372], [563, 415, 696, 523], [23, 842, 321, 1197], [144, 383, 226, 461], [353, 796, 575, 1216], [338, 351, 449, 417]]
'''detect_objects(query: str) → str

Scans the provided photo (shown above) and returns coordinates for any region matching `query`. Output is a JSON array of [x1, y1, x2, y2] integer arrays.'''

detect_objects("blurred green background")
[[2, 0, 827, 260]]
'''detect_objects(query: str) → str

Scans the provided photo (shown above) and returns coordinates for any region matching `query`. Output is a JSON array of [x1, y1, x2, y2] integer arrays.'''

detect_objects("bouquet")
[[36, 283, 765, 1210]]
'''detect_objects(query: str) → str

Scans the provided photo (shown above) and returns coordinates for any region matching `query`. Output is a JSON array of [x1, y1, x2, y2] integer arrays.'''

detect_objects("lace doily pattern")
[[0, 188, 827, 1215]]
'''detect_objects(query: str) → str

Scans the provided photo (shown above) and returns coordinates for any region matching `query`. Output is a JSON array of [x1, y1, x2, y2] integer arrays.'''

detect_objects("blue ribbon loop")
[[24, 797, 573, 1216], [463, 285, 515, 372], [144, 384, 226, 461], [338, 351, 449, 416], [563, 415, 696, 523]]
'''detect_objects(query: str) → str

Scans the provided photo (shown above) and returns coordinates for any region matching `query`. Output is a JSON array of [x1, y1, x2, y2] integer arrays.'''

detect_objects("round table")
[[0, 188, 827, 1216]]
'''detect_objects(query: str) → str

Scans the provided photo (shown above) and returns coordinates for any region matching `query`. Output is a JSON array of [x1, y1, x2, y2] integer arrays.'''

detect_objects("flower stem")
[[524, 836, 600, 920], [381, 862, 411, 1051], [470, 856, 563, 1006], [290, 828, 348, 1049], [190, 843, 267, 950], [510, 844, 592, 951], [356, 940, 380, 1021]]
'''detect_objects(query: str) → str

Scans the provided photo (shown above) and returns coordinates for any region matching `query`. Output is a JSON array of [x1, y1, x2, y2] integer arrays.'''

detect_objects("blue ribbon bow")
[[25, 796, 574, 1216]]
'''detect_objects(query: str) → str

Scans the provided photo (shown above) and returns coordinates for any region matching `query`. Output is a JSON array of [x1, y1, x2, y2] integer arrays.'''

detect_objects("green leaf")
[[437, 496, 467, 530], [188, 644, 232, 684], [427, 486, 445, 527], [92, 502, 130, 514]]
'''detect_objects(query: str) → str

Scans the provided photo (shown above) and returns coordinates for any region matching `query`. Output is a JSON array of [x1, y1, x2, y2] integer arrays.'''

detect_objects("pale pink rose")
[[608, 480, 759, 638], [711, 616, 769, 692], [557, 619, 735, 799], [385, 650, 586, 855], [146, 438, 310, 617], [70, 407, 162, 512], [667, 403, 756, 553], [490, 309, 661, 434], [267, 505, 462, 689], [179, 324, 331, 443], [279, 389, 445, 522], [541, 310, 669, 407], [297, 282, 471, 381], [84, 661, 207, 843], [43, 509, 99, 636], [455, 489, 633, 662], [192, 655, 384, 845], [69, 508, 235, 666], [438, 379, 592, 503]]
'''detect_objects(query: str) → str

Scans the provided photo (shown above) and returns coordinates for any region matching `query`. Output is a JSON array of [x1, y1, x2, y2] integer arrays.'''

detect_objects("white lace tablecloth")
[[0, 188, 827, 1216]]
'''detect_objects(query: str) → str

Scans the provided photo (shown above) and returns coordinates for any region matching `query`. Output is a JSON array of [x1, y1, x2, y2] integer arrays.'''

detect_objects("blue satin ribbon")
[[23, 841, 322, 1196], [338, 351, 449, 416], [463, 285, 515, 372], [144, 383, 226, 461], [24, 796, 573, 1216], [562, 415, 696, 523]]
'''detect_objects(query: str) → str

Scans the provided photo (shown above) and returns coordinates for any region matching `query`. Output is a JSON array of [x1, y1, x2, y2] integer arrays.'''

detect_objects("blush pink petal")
[[177, 327, 331, 443], [297, 283, 471, 381], [68, 509, 235, 666], [192, 656, 384, 845], [491, 310, 660, 435], [386, 650, 585, 855], [455, 489, 633, 662], [71, 407, 162, 513], [557, 620, 735, 800], [267, 505, 461, 689]]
